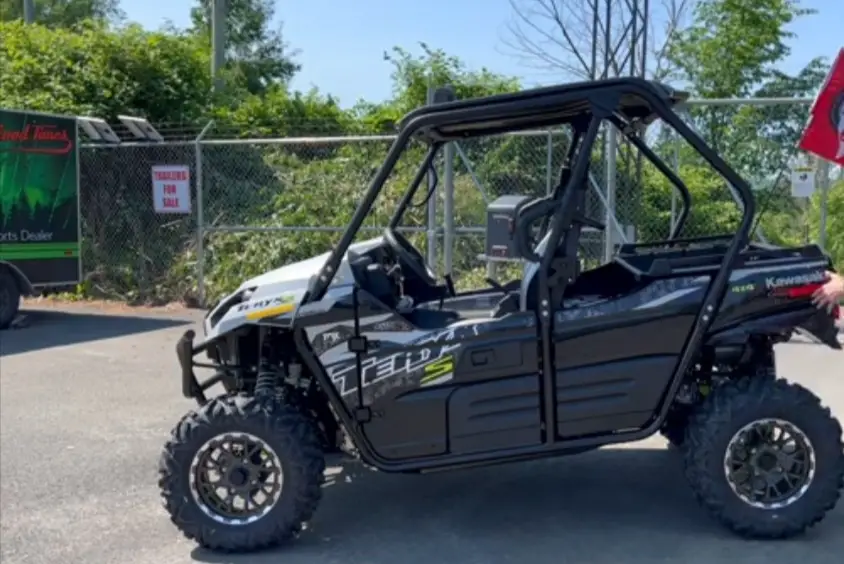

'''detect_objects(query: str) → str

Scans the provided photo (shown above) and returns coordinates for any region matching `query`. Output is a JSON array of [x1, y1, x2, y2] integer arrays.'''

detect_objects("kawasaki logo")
[[764, 271, 826, 289]]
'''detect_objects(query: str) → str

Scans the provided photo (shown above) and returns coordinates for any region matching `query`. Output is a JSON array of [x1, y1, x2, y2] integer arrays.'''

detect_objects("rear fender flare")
[[707, 309, 815, 346], [706, 308, 840, 350]]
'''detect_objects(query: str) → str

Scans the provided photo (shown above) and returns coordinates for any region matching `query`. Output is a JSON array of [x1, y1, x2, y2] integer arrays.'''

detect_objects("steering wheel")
[[383, 228, 438, 287]]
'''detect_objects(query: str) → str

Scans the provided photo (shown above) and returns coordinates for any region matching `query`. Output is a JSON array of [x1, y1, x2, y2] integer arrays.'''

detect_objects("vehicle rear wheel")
[[158, 394, 325, 552], [663, 369, 777, 450], [683, 377, 844, 539], [0, 268, 21, 330]]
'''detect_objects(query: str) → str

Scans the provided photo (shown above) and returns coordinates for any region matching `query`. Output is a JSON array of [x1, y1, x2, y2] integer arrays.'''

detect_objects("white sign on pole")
[[151, 165, 191, 213], [790, 165, 815, 198]]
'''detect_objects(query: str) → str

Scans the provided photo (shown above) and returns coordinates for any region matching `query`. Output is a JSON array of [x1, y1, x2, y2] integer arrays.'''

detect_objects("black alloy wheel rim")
[[723, 418, 815, 510], [189, 432, 284, 525]]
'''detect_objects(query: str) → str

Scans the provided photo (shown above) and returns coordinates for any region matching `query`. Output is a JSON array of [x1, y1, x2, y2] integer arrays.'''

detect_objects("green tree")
[[353, 43, 521, 133], [726, 59, 828, 179], [0, 0, 123, 27], [190, 0, 299, 95], [0, 19, 217, 302], [200, 45, 526, 299], [212, 86, 354, 138], [668, 0, 811, 98], [812, 178, 844, 270], [666, 0, 818, 153], [0, 20, 213, 121], [655, 0, 830, 245]]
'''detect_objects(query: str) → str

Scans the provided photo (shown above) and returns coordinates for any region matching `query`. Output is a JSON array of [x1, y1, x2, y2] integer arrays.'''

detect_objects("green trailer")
[[0, 109, 82, 329]]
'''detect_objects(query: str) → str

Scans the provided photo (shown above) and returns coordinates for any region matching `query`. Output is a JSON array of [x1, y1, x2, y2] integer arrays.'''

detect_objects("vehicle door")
[[350, 286, 544, 461]]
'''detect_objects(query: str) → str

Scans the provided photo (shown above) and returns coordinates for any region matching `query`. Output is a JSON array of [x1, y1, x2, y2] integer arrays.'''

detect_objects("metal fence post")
[[604, 126, 618, 263], [670, 128, 680, 236], [425, 86, 438, 272], [817, 158, 830, 250], [443, 141, 455, 275], [195, 120, 214, 308], [546, 130, 554, 195]]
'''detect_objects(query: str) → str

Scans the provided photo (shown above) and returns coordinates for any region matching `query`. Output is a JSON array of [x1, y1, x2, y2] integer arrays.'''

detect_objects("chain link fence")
[[78, 141, 198, 303], [644, 98, 823, 247], [75, 97, 836, 306]]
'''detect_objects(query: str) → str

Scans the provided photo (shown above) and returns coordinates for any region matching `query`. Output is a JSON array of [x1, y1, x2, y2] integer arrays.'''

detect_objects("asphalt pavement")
[[1, 305, 842, 564]]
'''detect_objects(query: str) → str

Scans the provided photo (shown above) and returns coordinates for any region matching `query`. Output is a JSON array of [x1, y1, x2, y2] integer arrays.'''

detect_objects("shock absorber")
[[254, 327, 278, 397]]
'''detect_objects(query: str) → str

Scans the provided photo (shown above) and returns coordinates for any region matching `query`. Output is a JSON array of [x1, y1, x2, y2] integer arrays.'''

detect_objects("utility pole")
[[22, 0, 35, 23], [211, 0, 227, 93]]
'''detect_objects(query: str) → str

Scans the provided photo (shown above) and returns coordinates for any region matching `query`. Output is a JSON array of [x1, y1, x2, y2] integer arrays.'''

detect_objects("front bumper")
[[177, 330, 226, 405]]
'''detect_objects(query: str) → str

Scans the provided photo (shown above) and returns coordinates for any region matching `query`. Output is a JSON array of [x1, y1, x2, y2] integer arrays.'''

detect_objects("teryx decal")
[[327, 343, 460, 397], [325, 324, 480, 398], [235, 294, 296, 313]]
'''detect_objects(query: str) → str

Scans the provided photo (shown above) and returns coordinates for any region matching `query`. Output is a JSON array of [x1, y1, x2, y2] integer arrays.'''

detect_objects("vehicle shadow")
[[190, 445, 842, 564], [0, 308, 195, 356]]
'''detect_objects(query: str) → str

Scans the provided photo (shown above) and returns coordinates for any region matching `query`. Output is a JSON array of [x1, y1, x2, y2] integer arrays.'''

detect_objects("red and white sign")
[[151, 165, 191, 214], [798, 48, 844, 166]]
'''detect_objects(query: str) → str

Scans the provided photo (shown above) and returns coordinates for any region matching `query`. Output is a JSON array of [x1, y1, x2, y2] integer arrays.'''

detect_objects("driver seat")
[[518, 181, 591, 311]]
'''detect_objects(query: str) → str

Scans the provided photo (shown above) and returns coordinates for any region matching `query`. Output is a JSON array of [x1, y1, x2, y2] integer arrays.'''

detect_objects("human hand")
[[812, 271, 844, 313]]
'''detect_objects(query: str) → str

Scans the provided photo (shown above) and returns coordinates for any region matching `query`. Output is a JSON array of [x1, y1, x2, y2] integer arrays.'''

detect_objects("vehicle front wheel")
[[683, 377, 844, 539], [158, 394, 325, 552]]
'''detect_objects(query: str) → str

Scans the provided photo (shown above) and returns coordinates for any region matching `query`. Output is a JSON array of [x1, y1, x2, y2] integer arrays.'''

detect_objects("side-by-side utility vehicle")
[[159, 77, 843, 552]]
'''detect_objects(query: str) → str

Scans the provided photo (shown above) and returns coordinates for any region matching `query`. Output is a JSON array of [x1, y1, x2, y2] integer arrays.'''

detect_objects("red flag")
[[798, 48, 844, 166]]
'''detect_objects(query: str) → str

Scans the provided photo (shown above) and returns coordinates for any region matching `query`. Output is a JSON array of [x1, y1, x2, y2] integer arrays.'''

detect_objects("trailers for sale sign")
[[798, 48, 844, 166], [152, 165, 191, 214]]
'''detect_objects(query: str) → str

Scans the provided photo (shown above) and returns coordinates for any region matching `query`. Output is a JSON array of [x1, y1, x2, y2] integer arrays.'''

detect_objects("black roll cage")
[[383, 113, 693, 252], [286, 78, 756, 472], [303, 78, 722, 306]]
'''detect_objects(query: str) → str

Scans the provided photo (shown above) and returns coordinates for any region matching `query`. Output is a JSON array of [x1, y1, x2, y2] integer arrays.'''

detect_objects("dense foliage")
[[0, 20, 212, 121], [0, 0, 123, 28], [0, 0, 840, 305], [189, 0, 300, 94]]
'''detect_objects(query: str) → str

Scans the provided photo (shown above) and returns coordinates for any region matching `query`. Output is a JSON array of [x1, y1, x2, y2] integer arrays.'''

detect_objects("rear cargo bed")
[[614, 239, 829, 279]]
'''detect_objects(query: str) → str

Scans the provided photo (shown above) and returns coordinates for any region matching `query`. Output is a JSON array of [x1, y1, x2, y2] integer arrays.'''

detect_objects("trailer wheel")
[[0, 268, 21, 330]]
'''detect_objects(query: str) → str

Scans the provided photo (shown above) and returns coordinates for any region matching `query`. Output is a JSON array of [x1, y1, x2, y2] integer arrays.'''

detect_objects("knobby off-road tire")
[[683, 377, 844, 539], [158, 394, 326, 552], [662, 370, 778, 449], [0, 268, 21, 330]]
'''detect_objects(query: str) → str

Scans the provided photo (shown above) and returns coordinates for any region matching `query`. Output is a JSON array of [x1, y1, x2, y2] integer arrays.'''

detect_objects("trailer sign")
[[152, 165, 191, 214]]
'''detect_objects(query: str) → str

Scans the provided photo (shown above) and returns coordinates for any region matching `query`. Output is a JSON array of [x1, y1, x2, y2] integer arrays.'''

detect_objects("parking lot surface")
[[1, 305, 842, 564]]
